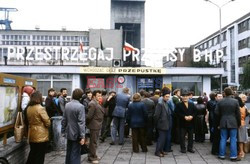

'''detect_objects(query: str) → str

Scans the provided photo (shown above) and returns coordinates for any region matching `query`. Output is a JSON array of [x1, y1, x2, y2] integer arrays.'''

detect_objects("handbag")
[[81, 138, 89, 155], [14, 112, 25, 142], [81, 144, 89, 155]]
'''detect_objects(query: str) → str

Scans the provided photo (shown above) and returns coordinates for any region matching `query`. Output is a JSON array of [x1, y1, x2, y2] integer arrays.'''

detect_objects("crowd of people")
[[21, 85, 250, 164]]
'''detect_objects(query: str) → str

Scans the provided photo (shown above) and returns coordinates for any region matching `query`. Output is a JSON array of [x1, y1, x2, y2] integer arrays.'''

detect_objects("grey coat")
[[154, 98, 171, 131], [61, 100, 85, 141], [58, 96, 67, 113], [215, 96, 241, 129], [112, 92, 130, 118]]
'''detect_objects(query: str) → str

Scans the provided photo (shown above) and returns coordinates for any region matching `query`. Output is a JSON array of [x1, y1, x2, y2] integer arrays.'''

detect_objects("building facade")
[[0, 30, 90, 95], [194, 12, 250, 89], [111, 0, 145, 66]]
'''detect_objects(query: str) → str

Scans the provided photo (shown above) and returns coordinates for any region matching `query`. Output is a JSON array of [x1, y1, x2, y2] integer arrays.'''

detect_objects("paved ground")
[[45, 137, 250, 164]]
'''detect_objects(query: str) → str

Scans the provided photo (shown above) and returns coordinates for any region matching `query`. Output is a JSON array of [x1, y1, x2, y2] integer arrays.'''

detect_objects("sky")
[[0, 0, 250, 66]]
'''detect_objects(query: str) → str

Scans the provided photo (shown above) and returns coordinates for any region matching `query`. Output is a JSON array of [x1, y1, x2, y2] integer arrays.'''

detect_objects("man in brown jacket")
[[86, 90, 105, 164]]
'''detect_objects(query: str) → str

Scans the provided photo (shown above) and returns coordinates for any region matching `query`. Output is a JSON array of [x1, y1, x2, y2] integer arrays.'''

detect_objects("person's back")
[[61, 88, 85, 164], [215, 87, 241, 161], [128, 101, 147, 128], [63, 100, 85, 141], [142, 98, 155, 118], [217, 97, 240, 129], [113, 92, 130, 118], [196, 103, 206, 115], [26, 91, 51, 164], [150, 89, 161, 106], [116, 92, 130, 108], [27, 104, 51, 143]]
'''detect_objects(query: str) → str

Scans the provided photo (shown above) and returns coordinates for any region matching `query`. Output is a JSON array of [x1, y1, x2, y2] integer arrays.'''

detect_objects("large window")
[[238, 37, 249, 50], [171, 76, 202, 96], [238, 19, 249, 34], [31, 74, 72, 96]]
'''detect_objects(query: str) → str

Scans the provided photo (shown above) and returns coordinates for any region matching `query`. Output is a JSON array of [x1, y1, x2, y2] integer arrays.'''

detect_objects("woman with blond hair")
[[236, 94, 248, 160], [26, 91, 51, 164]]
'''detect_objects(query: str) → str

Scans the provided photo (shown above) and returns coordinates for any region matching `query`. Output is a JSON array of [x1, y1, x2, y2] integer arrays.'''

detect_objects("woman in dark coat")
[[194, 97, 208, 142], [127, 93, 148, 153]]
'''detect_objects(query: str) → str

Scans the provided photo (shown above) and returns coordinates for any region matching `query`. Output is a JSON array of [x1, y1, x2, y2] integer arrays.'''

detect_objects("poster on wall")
[[0, 86, 18, 128]]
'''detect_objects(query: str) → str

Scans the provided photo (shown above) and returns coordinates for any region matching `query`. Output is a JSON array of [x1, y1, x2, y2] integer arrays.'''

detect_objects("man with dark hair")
[[45, 88, 59, 152], [142, 92, 155, 145], [203, 92, 208, 104], [58, 88, 68, 114], [215, 87, 241, 161], [188, 91, 194, 104], [100, 90, 108, 136], [172, 88, 181, 144], [100, 91, 116, 142], [62, 88, 85, 164], [207, 92, 217, 142], [45, 88, 60, 118], [86, 90, 105, 164], [211, 92, 223, 155], [81, 89, 93, 111], [176, 90, 197, 153], [139, 89, 146, 98]]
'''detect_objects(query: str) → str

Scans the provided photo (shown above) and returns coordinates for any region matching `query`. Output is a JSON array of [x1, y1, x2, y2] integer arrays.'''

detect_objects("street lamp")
[[204, 0, 235, 92]]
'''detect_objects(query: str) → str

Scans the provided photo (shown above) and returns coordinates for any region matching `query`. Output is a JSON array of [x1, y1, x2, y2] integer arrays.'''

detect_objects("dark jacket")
[[112, 92, 130, 118], [142, 98, 155, 118], [207, 100, 217, 125], [61, 100, 85, 141], [194, 103, 207, 134], [215, 96, 241, 129], [45, 95, 61, 118], [172, 95, 180, 106], [127, 102, 148, 128], [150, 95, 160, 106], [104, 96, 116, 117], [86, 99, 105, 130], [154, 98, 172, 131], [176, 102, 196, 128]]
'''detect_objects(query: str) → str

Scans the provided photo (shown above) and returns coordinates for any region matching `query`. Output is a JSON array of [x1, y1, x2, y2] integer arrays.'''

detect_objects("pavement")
[[44, 137, 250, 164]]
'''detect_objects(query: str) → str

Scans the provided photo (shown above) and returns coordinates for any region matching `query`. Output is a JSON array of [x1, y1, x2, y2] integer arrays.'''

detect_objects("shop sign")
[[80, 67, 166, 75]]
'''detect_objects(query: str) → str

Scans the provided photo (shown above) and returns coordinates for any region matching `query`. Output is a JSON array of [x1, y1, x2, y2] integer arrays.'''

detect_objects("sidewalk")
[[45, 138, 250, 164]]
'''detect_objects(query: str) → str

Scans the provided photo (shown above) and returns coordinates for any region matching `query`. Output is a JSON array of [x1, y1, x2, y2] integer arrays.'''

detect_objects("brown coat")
[[27, 104, 51, 143], [86, 99, 105, 130]]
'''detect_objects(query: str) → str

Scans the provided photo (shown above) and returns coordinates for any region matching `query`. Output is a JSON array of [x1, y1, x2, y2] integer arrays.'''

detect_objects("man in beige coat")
[[87, 90, 105, 164]]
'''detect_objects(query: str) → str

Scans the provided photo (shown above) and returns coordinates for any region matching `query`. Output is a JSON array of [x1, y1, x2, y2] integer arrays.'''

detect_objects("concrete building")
[[194, 12, 250, 89], [89, 29, 123, 67], [111, 0, 145, 66], [0, 30, 89, 66], [0, 29, 90, 95], [0, 29, 165, 96]]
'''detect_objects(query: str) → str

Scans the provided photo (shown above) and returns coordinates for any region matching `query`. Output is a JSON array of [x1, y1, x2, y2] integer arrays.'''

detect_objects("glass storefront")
[[31, 74, 72, 96], [136, 77, 162, 94], [171, 76, 202, 96]]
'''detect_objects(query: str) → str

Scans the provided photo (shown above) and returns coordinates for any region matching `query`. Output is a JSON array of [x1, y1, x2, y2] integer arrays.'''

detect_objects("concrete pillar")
[[72, 74, 80, 90], [203, 76, 211, 96]]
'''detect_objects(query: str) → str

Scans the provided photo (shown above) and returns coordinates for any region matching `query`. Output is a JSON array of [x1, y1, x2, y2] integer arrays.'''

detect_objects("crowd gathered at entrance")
[[21, 85, 250, 164]]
